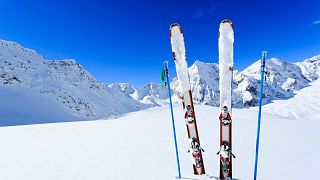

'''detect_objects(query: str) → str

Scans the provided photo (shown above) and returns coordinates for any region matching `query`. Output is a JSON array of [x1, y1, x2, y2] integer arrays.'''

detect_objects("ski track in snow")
[[0, 102, 319, 179]]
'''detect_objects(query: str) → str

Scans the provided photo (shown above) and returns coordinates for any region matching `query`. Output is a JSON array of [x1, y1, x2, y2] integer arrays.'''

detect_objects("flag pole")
[[254, 51, 267, 180], [164, 61, 181, 179]]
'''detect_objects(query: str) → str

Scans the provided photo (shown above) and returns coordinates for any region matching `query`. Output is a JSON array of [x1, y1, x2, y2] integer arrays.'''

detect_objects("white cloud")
[[313, 20, 320, 24]]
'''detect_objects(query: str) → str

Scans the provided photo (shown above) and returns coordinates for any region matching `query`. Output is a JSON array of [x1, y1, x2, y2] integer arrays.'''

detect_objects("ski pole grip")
[[261, 51, 267, 72]]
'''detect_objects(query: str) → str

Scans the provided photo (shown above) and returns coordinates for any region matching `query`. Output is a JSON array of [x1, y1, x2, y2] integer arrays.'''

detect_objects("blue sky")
[[0, 0, 319, 87]]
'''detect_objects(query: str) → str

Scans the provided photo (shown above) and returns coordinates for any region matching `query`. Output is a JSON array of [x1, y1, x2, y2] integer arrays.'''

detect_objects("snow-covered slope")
[[0, 85, 78, 126], [263, 78, 320, 120], [0, 40, 148, 125], [0, 101, 319, 179]]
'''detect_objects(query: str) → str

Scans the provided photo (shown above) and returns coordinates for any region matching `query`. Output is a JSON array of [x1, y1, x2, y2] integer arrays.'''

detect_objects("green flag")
[[161, 67, 167, 86]]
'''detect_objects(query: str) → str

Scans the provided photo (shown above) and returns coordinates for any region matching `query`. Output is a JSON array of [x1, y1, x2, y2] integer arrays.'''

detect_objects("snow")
[[185, 61, 220, 106], [1, 38, 320, 179], [169, 55, 318, 108], [296, 55, 320, 81], [170, 24, 191, 92], [219, 20, 234, 111], [108, 83, 168, 102], [1, 94, 320, 179], [1, 38, 320, 124], [264, 79, 320, 120], [0, 39, 149, 123], [0, 84, 79, 126]]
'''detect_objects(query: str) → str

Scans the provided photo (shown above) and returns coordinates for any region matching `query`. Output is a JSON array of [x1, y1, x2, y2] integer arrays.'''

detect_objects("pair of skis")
[[169, 20, 235, 179]]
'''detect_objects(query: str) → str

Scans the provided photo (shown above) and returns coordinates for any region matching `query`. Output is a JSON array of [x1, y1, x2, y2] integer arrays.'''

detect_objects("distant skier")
[[188, 138, 205, 168], [184, 105, 195, 125], [219, 106, 232, 126]]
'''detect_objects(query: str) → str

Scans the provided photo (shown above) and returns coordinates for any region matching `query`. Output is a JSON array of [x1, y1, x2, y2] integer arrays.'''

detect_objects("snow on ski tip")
[[221, 19, 234, 28], [219, 19, 234, 109], [170, 23, 183, 37], [170, 23, 190, 93], [220, 19, 234, 34]]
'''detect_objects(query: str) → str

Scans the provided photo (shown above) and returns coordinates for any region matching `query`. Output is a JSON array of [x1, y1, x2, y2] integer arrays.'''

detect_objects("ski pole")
[[164, 61, 181, 179], [254, 51, 267, 180]]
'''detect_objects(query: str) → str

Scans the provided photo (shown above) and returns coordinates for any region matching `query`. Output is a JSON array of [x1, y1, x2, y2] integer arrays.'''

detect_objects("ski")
[[170, 23, 205, 175], [218, 19, 235, 180]]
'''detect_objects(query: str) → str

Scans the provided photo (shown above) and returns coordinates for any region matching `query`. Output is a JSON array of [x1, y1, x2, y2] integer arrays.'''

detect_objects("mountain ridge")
[[0, 39, 149, 124], [0, 39, 319, 123]]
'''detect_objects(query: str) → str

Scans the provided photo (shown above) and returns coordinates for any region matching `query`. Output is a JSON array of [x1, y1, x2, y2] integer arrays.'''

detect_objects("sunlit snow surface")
[[170, 24, 191, 92], [0, 80, 319, 179], [219, 20, 234, 110], [263, 79, 320, 120]]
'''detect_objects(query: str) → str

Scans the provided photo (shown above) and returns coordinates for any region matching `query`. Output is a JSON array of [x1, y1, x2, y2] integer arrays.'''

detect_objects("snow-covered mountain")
[[143, 56, 319, 107], [296, 55, 320, 81], [108, 82, 169, 106], [0, 40, 149, 125], [130, 55, 319, 108], [233, 57, 311, 107], [171, 60, 221, 106], [1, 38, 319, 124]]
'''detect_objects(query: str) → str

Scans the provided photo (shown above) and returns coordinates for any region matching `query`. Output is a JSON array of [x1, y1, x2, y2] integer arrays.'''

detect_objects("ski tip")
[[170, 22, 180, 29], [221, 19, 232, 24], [220, 19, 234, 31], [170, 23, 183, 36]]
